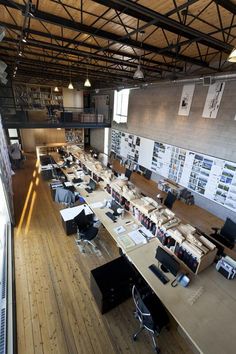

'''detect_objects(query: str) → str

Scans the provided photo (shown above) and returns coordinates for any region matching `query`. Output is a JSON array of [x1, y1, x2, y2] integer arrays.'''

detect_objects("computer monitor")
[[113, 170, 119, 177], [110, 200, 120, 216], [74, 209, 89, 231], [88, 178, 97, 191], [155, 246, 180, 276], [125, 168, 132, 180]]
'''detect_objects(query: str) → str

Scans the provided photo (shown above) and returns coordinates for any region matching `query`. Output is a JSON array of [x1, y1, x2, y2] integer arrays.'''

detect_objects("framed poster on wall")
[[178, 84, 195, 116], [202, 81, 225, 119]]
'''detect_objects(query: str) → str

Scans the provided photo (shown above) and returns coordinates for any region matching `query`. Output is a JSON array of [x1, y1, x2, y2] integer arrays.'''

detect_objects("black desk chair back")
[[125, 168, 132, 180], [163, 191, 176, 210], [132, 285, 169, 353], [74, 210, 99, 253], [211, 217, 236, 250]]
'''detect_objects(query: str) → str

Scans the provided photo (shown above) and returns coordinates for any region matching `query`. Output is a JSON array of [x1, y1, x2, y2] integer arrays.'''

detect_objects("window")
[[113, 89, 130, 123]]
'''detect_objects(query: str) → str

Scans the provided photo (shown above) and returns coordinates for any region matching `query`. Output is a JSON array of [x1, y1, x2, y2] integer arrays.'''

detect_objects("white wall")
[[62, 88, 83, 108]]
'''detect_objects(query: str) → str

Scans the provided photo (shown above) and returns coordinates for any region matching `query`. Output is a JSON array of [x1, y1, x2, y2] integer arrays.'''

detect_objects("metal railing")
[[1, 105, 112, 128]]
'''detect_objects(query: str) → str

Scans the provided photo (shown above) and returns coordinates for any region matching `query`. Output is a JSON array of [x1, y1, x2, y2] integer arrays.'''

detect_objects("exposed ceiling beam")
[[214, 0, 236, 15], [93, 0, 232, 53], [0, 0, 210, 68], [0, 20, 180, 71], [2, 37, 163, 75], [0, 44, 155, 77], [1, 53, 144, 82]]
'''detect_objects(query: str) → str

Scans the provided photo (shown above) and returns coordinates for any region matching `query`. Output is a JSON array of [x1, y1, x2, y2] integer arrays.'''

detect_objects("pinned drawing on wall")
[[202, 81, 225, 119], [178, 84, 195, 116]]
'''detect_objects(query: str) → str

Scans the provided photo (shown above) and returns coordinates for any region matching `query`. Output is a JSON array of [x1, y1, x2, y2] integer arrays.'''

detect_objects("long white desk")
[[126, 240, 236, 354], [51, 151, 236, 354]]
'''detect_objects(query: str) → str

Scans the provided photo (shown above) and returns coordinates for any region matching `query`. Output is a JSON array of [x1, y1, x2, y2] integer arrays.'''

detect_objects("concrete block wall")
[[122, 81, 236, 162], [112, 80, 236, 220], [90, 128, 105, 153]]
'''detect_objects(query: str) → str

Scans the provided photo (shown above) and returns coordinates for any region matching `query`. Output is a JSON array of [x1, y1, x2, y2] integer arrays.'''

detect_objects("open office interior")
[[0, 1, 236, 354]]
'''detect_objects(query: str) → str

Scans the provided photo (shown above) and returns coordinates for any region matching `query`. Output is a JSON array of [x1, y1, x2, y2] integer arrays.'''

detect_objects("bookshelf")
[[13, 84, 63, 109]]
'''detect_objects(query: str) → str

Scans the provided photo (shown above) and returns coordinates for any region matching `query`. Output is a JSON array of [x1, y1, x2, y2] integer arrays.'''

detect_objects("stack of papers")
[[117, 235, 135, 249], [114, 225, 126, 235], [128, 230, 147, 245]]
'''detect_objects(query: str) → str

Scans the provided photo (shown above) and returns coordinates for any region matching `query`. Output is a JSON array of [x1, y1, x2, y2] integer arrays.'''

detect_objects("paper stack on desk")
[[117, 234, 135, 249], [114, 225, 126, 235], [128, 230, 147, 245]]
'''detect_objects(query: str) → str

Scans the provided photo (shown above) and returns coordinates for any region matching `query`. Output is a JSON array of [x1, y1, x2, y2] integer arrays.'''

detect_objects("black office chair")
[[132, 285, 169, 353], [163, 191, 176, 210], [210, 217, 236, 249], [74, 210, 100, 253]]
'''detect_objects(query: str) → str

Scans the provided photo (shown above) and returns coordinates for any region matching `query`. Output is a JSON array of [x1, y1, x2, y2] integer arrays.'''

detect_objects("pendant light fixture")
[[133, 30, 145, 80], [54, 86, 59, 92], [228, 48, 236, 62], [84, 59, 91, 87], [68, 63, 74, 89]]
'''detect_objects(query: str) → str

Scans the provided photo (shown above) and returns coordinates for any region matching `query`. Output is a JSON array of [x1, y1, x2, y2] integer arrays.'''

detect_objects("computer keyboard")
[[85, 187, 93, 193], [149, 264, 169, 284], [105, 211, 117, 222]]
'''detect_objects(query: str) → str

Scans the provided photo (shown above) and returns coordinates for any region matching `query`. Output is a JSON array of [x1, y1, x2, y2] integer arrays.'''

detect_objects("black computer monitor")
[[110, 200, 120, 216], [155, 246, 180, 276], [113, 170, 119, 177], [74, 209, 89, 231], [88, 178, 97, 191], [144, 169, 152, 180], [125, 168, 132, 180]]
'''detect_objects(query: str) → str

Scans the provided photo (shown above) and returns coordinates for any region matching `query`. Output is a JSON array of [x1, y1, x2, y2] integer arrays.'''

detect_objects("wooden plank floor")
[[13, 154, 193, 354]]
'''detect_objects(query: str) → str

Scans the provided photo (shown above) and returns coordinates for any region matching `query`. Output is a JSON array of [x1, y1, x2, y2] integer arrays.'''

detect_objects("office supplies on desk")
[[117, 234, 135, 249], [114, 225, 126, 235], [106, 211, 117, 222], [138, 226, 154, 240], [171, 273, 190, 288], [216, 256, 236, 279], [148, 264, 169, 284], [85, 178, 97, 193], [128, 230, 147, 245]]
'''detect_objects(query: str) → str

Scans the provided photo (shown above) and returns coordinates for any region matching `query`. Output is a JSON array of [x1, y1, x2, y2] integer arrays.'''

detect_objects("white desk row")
[[56, 154, 236, 354]]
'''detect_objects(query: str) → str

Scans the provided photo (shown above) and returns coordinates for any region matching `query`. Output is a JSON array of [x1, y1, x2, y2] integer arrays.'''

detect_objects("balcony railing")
[[1, 106, 112, 128]]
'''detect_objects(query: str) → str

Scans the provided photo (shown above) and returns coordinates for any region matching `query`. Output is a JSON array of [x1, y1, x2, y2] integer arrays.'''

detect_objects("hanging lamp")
[[84, 61, 91, 87], [133, 30, 145, 80], [228, 48, 236, 62], [68, 63, 74, 89]]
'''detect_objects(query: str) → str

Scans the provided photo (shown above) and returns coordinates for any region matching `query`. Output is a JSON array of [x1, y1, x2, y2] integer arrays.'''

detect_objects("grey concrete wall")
[[90, 128, 105, 152], [111, 81, 236, 220], [113, 81, 236, 162]]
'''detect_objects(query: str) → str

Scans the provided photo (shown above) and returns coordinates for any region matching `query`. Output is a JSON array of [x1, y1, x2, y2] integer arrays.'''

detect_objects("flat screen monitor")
[[88, 178, 97, 191], [155, 246, 180, 276], [125, 168, 132, 180], [110, 200, 120, 216], [113, 170, 119, 177], [144, 169, 152, 180]]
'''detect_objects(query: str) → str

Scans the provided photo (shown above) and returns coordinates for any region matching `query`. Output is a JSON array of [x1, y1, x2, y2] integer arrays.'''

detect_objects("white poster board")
[[202, 82, 225, 119], [111, 129, 236, 212], [178, 84, 195, 116]]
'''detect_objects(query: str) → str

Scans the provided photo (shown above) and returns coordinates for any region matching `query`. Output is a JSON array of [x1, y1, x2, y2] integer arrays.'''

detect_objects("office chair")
[[74, 210, 100, 253], [163, 191, 176, 210], [54, 187, 76, 208], [210, 217, 236, 249], [132, 285, 169, 353]]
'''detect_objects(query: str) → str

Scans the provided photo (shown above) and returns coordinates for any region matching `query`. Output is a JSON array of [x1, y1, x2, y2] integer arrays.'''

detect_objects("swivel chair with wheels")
[[74, 210, 100, 253], [163, 191, 176, 210], [210, 217, 236, 250], [132, 285, 169, 353]]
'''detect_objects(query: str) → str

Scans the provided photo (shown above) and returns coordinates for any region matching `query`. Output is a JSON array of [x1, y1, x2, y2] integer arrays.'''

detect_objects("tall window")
[[113, 89, 130, 123]]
